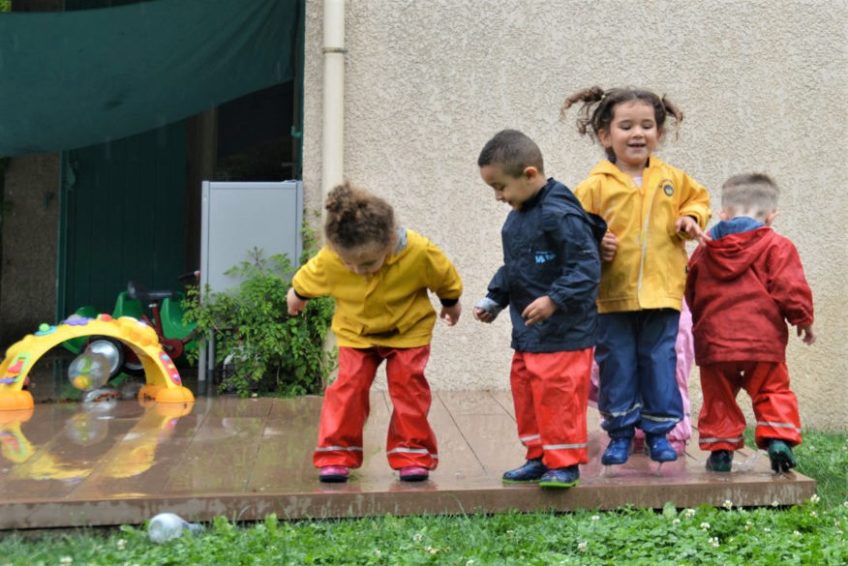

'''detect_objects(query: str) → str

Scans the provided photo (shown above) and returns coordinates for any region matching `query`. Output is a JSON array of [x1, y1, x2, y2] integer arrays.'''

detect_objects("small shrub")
[[184, 246, 335, 397]]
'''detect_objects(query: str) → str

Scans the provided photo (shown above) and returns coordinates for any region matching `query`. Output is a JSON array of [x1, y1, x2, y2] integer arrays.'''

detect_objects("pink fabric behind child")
[[589, 300, 694, 454]]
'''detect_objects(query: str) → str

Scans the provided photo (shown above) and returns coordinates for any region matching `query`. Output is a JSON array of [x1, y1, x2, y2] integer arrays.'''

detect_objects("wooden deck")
[[0, 392, 815, 529]]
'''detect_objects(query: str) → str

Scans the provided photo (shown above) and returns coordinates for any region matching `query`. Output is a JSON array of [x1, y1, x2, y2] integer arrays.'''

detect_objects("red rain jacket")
[[685, 227, 813, 365]]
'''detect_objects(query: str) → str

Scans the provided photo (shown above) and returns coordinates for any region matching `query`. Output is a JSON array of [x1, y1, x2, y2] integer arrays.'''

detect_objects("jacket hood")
[[701, 226, 775, 280]]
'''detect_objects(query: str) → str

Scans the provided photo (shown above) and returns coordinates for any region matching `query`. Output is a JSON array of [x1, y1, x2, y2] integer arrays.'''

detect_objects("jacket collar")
[[589, 155, 666, 185], [519, 178, 556, 211], [384, 226, 408, 265]]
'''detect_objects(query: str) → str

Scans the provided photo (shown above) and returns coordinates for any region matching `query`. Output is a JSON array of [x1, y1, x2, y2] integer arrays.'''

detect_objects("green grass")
[[1, 431, 845, 565]]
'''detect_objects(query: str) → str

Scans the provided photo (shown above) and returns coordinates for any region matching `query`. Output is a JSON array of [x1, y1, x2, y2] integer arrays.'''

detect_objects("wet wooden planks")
[[0, 392, 816, 529]]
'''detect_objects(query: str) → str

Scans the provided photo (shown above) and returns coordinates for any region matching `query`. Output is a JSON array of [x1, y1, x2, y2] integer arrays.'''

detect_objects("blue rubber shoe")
[[646, 434, 678, 462], [502, 458, 547, 483], [601, 437, 632, 465], [767, 440, 797, 473], [538, 465, 580, 489]]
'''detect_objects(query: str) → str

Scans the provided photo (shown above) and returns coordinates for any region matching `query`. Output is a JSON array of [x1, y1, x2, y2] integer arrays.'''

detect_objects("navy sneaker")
[[705, 450, 733, 472], [601, 437, 632, 465], [502, 458, 547, 483], [767, 439, 797, 473], [646, 434, 678, 462], [538, 465, 580, 489]]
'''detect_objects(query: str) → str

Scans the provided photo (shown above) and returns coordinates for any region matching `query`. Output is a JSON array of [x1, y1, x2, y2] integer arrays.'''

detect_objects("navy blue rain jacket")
[[487, 178, 606, 352]]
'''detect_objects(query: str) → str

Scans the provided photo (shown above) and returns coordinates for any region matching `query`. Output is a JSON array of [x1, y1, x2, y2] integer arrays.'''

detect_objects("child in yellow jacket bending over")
[[286, 181, 462, 483], [562, 86, 711, 466]]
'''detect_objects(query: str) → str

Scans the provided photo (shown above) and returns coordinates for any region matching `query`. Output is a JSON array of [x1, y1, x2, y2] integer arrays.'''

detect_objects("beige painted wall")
[[303, 0, 847, 430]]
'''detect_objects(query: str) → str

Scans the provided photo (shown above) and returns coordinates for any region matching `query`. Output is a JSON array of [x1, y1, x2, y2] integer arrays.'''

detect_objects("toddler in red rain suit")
[[287, 182, 462, 483], [685, 173, 815, 473]]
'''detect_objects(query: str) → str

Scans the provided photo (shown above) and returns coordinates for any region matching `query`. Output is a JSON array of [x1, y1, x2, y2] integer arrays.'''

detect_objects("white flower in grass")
[[375, 549, 382, 558], [672, 518, 681, 526], [116, 539, 127, 550], [843, 501, 848, 509], [722, 499, 733, 510], [59, 558, 73, 565], [744, 521, 753, 531], [413, 532, 423, 543], [426, 546, 439, 555], [809, 494, 821, 504], [465, 560, 475, 566], [700, 522, 710, 530], [709, 537, 720, 548], [591, 515, 600, 522], [683, 508, 696, 518], [793, 530, 802, 537], [764, 527, 771, 533], [810, 511, 818, 518], [577, 541, 588, 553]]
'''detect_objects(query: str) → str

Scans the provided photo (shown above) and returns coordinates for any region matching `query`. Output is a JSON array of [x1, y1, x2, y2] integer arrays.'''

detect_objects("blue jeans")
[[596, 309, 683, 437]]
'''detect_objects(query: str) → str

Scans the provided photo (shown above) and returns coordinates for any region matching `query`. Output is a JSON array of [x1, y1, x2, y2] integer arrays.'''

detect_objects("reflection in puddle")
[[1, 400, 194, 482]]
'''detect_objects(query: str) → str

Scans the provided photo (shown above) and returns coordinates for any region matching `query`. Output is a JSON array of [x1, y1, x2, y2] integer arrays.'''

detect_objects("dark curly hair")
[[561, 86, 684, 162], [324, 181, 395, 250]]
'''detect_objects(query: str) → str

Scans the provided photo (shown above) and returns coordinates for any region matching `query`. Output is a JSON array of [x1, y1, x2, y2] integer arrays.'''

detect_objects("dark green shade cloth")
[[0, 0, 297, 156]]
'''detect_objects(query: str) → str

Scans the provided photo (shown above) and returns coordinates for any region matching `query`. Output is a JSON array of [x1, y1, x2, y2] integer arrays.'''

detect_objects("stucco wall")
[[303, 0, 847, 430]]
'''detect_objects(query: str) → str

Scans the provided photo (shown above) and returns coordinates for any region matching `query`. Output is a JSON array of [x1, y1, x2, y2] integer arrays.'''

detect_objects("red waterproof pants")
[[510, 348, 592, 469], [313, 345, 438, 470], [698, 361, 801, 451]]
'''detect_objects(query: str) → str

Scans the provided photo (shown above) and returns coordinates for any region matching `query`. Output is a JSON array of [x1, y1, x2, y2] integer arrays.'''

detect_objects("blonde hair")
[[721, 173, 780, 219]]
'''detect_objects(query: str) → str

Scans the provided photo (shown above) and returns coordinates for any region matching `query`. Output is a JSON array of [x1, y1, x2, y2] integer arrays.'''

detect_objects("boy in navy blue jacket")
[[474, 129, 605, 488]]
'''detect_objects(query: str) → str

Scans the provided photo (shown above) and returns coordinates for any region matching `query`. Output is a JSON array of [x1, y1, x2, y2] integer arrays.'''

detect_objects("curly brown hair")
[[324, 181, 396, 250], [561, 86, 684, 161]]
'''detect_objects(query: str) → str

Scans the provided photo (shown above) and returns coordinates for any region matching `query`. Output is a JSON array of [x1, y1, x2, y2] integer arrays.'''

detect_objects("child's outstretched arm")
[[423, 240, 463, 326], [286, 249, 330, 317], [474, 267, 508, 323], [286, 287, 309, 316], [766, 240, 815, 345], [677, 174, 712, 242]]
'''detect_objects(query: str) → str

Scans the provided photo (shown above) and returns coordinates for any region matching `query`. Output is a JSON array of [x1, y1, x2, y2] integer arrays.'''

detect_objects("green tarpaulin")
[[0, 0, 297, 156]]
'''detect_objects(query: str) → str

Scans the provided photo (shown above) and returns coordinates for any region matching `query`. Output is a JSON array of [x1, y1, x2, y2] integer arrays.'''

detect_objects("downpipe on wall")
[[322, 0, 346, 209]]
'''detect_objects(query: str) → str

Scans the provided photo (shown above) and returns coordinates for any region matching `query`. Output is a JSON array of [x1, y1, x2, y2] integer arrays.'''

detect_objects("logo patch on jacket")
[[662, 182, 674, 196], [535, 251, 556, 264]]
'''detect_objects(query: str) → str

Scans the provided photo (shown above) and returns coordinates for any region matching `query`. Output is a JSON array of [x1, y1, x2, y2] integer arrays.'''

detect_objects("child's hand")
[[600, 231, 618, 262], [440, 303, 462, 326], [286, 287, 308, 316], [675, 216, 711, 242], [521, 296, 556, 326], [473, 307, 496, 323], [796, 324, 816, 345]]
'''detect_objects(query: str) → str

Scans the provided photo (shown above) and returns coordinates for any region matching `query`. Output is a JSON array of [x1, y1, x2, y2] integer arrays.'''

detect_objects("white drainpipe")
[[322, 0, 346, 206]]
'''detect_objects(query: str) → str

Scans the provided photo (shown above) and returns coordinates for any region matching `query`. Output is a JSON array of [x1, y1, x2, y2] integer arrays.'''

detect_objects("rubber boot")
[[767, 439, 797, 473], [646, 434, 678, 462], [601, 437, 632, 465], [705, 450, 733, 472]]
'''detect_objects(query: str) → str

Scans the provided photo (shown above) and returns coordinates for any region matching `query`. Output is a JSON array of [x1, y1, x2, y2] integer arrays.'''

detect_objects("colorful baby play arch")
[[0, 314, 194, 411]]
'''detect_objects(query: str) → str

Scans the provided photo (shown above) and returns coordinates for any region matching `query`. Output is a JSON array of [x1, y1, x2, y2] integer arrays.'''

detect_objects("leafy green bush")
[[184, 246, 335, 398]]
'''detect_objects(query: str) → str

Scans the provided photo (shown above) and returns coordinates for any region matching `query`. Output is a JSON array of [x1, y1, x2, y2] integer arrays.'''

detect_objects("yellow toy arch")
[[0, 314, 194, 411]]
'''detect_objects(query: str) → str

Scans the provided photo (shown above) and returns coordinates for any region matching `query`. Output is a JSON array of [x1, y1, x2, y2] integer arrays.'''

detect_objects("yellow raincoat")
[[574, 157, 711, 313], [292, 229, 462, 348]]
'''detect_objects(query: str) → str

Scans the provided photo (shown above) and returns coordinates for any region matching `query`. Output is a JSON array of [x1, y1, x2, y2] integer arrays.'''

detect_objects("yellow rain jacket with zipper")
[[574, 157, 710, 313], [291, 228, 462, 348]]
